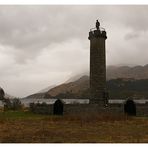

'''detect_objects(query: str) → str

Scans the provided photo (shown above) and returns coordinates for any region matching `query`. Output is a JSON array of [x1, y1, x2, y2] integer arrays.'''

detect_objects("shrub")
[[4, 98, 22, 111], [12, 99, 22, 111]]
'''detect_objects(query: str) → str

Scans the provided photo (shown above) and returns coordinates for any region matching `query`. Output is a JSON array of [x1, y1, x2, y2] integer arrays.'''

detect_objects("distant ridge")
[[65, 71, 89, 83], [24, 64, 148, 99], [38, 85, 56, 93], [47, 75, 89, 98], [106, 64, 148, 80]]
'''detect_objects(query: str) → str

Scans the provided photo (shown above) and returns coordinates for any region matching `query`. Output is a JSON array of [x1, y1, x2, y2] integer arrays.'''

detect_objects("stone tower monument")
[[88, 20, 107, 105]]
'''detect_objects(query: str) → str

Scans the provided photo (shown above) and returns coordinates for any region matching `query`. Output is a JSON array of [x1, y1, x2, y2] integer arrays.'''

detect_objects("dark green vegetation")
[[0, 111, 148, 143], [107, 78, 148, 99], [0, 111, 48, 119], [4, 98, 22, 111]]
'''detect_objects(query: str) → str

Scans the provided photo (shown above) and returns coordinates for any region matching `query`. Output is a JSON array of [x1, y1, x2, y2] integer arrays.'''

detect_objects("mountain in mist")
[[106, 64, 148, 80], [24, 64, 148, 99], [45, 77, 148, 99], [65, 71, 89, 83], [46, 75, 89, 98], [65, 64, 148, 82], [37, 85, 56, 93], [24, 75, 89, 99], [22, 92, 45, 99]]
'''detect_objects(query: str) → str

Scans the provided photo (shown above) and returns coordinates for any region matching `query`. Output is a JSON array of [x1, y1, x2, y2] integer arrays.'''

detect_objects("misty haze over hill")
[[24, 64, 148, 99], [66, 64, 148, 83]]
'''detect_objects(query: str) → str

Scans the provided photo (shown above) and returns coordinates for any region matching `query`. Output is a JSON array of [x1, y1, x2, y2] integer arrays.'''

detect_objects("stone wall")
[[136, 103, 148, 116], [29, 103, 53, 115], [28, 102, 148, 116], [64, 103, 148, 116]]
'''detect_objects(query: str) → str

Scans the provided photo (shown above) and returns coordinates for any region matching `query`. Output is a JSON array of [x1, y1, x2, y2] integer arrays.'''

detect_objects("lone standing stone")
[[88, 21, 107, 106]]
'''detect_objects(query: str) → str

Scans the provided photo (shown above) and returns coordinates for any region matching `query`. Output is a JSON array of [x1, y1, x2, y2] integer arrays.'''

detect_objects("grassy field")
[[0, 111, 148, 143]]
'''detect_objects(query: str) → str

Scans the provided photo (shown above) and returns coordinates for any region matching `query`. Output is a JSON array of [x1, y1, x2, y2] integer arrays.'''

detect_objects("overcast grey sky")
[[0, 5, 148, 97]]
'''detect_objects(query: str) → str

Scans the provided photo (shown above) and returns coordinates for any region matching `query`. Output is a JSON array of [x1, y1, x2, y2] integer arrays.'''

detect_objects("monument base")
[[89, 99, 106, 106]]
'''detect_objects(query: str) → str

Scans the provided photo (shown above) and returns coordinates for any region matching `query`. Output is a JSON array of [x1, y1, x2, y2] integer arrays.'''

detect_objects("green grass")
[[0, 110, 49, 119]]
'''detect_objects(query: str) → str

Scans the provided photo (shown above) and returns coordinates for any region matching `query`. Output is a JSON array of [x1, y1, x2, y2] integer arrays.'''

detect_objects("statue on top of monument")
[[96, 20, 100, 30]]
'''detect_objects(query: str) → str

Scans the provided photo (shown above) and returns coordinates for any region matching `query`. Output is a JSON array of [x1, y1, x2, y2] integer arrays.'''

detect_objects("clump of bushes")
[[4, 98, 22, 111]]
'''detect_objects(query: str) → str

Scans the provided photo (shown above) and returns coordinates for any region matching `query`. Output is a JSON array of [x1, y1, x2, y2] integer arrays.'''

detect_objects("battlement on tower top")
[[88, 29, 107, 40]]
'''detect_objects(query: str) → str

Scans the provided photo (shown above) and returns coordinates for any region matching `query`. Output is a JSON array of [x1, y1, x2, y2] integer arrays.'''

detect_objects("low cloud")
[[0, 5, 148, 97]]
